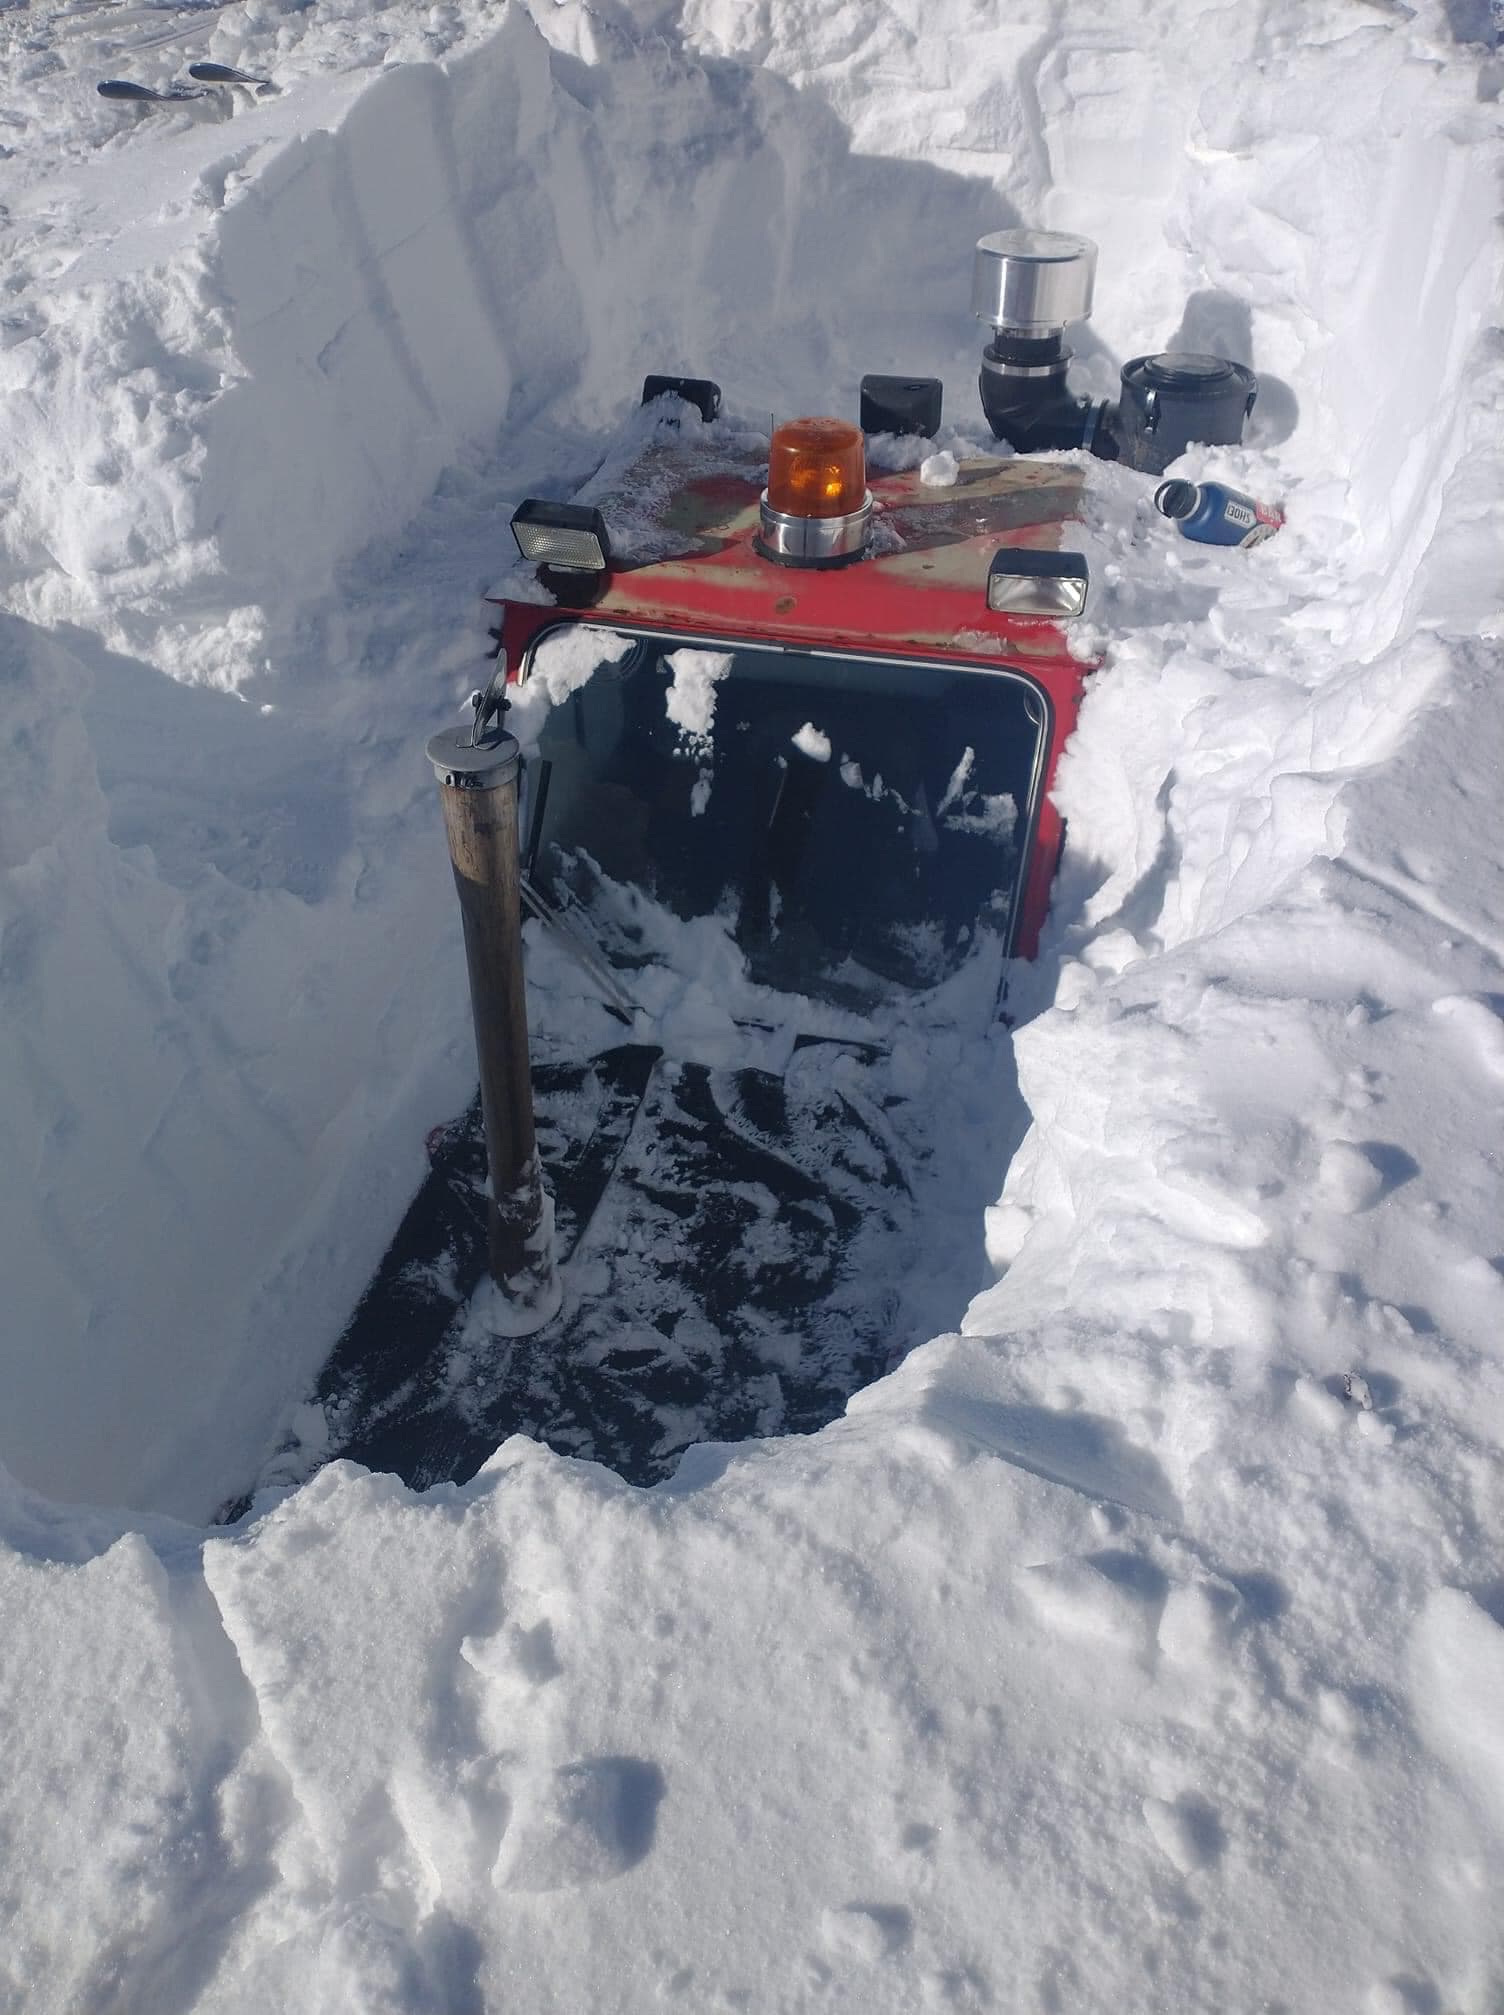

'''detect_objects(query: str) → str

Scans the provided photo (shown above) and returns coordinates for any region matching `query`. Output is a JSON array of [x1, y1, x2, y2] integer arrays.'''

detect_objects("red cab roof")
[[501, 429, 1088, 668]]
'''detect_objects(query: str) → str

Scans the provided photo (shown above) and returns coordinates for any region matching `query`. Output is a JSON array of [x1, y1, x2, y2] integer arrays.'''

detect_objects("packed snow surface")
[[2, 0, 1502, 2008]]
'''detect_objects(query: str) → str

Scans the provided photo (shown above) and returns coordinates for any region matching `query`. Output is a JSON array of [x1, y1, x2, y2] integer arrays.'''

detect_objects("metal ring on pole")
[[427, 725, 521, 791]]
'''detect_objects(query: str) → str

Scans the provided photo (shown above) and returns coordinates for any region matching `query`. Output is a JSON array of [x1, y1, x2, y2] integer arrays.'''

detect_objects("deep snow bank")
[[3, 0, 1083, 1514], [2, 0, 1036, 1514], [2, 0, 1503, 2008], [3, 1, 1044, 662]]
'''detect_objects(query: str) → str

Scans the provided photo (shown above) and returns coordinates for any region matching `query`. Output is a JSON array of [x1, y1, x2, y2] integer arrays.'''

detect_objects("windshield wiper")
[[519, 872, 639, 1027]]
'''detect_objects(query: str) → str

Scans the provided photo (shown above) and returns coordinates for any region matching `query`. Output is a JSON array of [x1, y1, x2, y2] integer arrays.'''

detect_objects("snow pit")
[[1, 0, 1503, 2009]]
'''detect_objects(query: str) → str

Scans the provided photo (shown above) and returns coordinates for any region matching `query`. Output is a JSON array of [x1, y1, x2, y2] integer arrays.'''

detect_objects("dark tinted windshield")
[[524, 633, 1045, 1002]]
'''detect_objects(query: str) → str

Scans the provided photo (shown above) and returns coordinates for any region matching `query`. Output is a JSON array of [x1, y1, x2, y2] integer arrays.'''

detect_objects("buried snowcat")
[[248, 219, 1274, 1503], [257, 374, 1096, 1502]]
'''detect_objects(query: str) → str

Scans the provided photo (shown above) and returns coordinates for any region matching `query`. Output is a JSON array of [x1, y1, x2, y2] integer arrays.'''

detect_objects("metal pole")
[[426, 724, 558, 1333]]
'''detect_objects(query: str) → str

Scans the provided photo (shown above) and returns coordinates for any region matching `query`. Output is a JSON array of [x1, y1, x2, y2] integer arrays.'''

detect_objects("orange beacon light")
[[766, 418, 867, 518], [758, 418, 873, 568]]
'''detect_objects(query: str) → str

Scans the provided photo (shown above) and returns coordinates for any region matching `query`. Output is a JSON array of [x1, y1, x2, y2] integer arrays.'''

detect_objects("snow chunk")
[[1317, 1141, 1387, 1214], [864, 432, 935, 472], [525, 626, 634, 708], [1292, 1376, 1346, 1433], [664, 647, 733, 760], [937, 747, 1017, 845], [919, 449, 959, 487], [1433, 993, 1504, 1079], [792, 722, 832, 763], [510, 626, 635, 751], [1343, 1372, 1375, 1411]]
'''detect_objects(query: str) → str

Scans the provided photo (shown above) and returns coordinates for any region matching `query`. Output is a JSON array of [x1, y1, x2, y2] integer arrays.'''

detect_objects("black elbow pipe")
[[978, 329, 1107, 455]]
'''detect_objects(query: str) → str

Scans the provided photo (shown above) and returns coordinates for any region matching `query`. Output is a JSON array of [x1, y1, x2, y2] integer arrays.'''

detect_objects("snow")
[[2, 0, 1503, 2008], [938, 747, 1017, 845], [792, 721, 832, 763], [513, 623, 634, 729], [662, 644, 731, 758], [660, 643, 731, 811]]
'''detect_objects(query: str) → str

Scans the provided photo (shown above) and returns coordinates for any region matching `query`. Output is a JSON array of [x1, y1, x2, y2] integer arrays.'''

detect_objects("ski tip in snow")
[[97, 76, 210, 100], [98, 64, 278, 104], [188, 60, 279, 93]]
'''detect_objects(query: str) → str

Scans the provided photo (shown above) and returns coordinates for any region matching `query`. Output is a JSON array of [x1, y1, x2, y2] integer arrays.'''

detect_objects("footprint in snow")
[[1365, 1974, 1445, 2015], [1018, 1548, 1169, 1662], [460, 1617, 562, 1689], [818, 1903, 912, 1962], [1156, 1576, 1243, 1669], [492, 1756, 665, 1893], [1142, 1792, 1226, 1875]]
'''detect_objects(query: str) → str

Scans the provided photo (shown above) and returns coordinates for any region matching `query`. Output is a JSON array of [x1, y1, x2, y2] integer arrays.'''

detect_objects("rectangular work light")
[[859, 373, 943, 439], [510, 500, 612, 573], [986, 546, 1089, 619], [641, 374, 722, 423]]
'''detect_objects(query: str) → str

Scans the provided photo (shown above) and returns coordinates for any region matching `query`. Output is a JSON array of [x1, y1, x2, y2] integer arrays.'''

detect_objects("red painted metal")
[[492, 438, 1098, 959]]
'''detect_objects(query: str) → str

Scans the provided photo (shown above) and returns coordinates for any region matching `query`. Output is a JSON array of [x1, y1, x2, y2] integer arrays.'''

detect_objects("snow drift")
[[1, 0, 1502, 2007]]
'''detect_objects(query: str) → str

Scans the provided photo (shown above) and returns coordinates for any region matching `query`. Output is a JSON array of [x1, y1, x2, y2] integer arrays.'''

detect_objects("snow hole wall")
[[0, 0, 1497, 1520]]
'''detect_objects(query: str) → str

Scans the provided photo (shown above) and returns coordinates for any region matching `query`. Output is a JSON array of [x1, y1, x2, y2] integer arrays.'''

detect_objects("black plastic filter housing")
[[1110, 352, 1258, 473]]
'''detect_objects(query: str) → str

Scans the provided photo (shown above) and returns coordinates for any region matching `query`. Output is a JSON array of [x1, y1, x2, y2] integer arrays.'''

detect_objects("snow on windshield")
[[663, 645, 732, 814], [662, 645, 732, 758], [0, 0, 1501, 2009], [525, 625, 636, 707], [938, 747, 1017, 845], [507, 623, 635, 750]]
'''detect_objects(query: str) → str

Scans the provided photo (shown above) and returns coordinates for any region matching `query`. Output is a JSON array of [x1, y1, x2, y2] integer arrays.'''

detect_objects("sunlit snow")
[[1, 0, 1501, 2009]]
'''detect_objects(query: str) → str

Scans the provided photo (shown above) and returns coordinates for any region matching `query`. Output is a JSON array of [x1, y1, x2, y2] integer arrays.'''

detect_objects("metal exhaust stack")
[[427, 722, 558, 1332]]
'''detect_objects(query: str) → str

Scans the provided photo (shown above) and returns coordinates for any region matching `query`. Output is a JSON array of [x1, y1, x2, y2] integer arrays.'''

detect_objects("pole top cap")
[[427, 724, 521, 789]]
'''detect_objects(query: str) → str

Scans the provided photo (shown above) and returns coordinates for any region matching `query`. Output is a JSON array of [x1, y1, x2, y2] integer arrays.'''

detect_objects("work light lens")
[[986, 548, 1089, 618], [766, 418, 867, 520], [516, 523, 605, 567], [510, 501, 610, 571]]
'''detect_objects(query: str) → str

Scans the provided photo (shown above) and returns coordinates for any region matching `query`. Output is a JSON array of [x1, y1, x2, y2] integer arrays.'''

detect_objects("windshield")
[[522, 632, 1046, 1002]]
